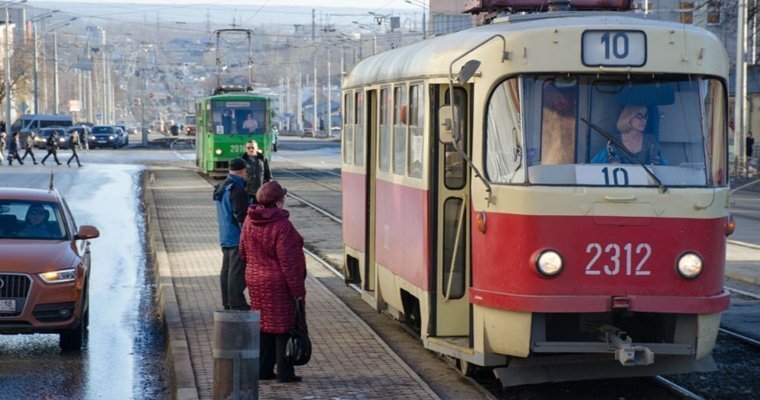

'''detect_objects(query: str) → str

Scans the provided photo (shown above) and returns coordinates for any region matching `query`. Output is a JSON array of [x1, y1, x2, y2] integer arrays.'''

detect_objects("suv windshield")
[[485, 74, 728, 188], [0, 201, 66, 240]]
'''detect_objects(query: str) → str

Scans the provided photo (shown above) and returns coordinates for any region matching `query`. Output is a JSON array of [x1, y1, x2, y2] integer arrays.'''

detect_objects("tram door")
[[433, 86, 471, 337], [363, 90, 378, 293]]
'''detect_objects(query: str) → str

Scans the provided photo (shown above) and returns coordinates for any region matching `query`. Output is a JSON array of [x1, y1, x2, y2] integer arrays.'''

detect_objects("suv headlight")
[[38, 268, 77, 284]]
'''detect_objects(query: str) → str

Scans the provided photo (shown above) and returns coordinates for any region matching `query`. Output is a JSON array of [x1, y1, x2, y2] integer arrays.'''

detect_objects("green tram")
[[195, 92, 274, 175]]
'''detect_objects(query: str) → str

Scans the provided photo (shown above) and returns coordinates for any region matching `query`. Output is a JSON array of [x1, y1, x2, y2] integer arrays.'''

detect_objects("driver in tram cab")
[[591, 105, 666, 165], [243, 113, 259, 134]]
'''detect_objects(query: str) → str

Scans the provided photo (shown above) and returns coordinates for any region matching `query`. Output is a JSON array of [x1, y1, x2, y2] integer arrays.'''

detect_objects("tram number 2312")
[[585, 242, 652, 276]]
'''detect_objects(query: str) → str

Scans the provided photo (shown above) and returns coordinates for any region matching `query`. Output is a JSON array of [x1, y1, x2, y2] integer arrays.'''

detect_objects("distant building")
[[429, 0, 476, 36]]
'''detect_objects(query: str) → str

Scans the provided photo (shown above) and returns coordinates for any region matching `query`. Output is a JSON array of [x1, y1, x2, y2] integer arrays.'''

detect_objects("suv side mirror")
[[75, 225, 100, 240]]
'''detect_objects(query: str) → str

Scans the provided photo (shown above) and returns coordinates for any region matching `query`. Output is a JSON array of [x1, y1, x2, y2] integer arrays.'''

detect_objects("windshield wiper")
[[580, 118, 667, 193]]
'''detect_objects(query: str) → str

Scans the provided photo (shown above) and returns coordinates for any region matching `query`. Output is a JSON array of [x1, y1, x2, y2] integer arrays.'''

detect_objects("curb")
[[145, 169, 200, 400]]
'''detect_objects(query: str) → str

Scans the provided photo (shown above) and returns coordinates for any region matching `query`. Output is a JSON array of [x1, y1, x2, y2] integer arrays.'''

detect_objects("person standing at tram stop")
[[67, 131, 83, 168], [21, 132, 38, 165], [241, 140, 271, 201], [591, 105, 666, 165], [213, 158, 250, 311], [239, 181, 306, 383], [0, 132, 6, 166], [41, 131, 62, 166], [747, 132, 755, 159], [8, 132, 23, 166]]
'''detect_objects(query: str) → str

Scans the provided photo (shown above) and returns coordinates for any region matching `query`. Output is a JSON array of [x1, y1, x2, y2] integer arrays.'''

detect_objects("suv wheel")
[[60, 298, 89, 351]]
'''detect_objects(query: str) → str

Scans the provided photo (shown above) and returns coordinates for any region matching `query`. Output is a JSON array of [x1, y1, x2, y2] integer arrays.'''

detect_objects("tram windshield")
[[485, 75, 727, 187], [210, 100, 267, 135]]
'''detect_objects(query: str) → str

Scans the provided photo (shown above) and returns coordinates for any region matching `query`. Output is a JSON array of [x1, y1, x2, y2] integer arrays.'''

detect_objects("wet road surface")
[[0, 163, 169, 399]]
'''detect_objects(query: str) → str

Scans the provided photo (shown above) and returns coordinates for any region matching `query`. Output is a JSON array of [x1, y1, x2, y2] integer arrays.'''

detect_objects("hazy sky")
[[30, 0, 424, 27]]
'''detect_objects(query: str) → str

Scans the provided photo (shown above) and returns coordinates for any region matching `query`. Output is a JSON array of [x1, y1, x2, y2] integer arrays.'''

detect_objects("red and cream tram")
[[341, 0, 732, 385]]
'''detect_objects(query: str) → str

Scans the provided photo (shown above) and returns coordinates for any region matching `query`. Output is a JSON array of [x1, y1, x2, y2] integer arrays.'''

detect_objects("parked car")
[[113, 125, 129, 146], [34, 127, 69, 150], [88, 125, 122, 149], [0, 188, 100, 351]]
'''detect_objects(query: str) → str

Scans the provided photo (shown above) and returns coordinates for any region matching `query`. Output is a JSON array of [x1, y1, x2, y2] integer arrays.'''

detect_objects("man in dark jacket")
[[213, 157, 250, 310], [8, 132, 23, 165], [21, 132, 37, 164], [41, 131, 62, 165], [241, 140, 271, 201]]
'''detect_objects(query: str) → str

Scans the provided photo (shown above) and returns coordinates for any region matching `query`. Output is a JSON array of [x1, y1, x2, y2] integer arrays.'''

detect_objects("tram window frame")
[[408, 84, 424, 179], [442, 197, 466, 300], [393, 85, 408, 175], [355, 91, 365, 167], [484, 78, 526, 184], [443, 87, 469, 190], [343, 93, 354, 165], [379, 87, 392, 172]]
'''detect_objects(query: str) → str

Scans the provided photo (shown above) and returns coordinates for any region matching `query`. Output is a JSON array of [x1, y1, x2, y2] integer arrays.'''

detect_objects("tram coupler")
[[597, 325, 654, 366]]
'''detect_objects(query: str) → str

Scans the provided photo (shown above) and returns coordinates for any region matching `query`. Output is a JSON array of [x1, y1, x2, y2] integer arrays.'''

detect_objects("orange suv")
[[0, 188, 99, 351]]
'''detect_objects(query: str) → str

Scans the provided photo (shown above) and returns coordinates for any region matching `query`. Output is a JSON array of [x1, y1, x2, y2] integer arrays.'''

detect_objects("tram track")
[[285, 173, 693, 400], [278, 162, 759, 400]]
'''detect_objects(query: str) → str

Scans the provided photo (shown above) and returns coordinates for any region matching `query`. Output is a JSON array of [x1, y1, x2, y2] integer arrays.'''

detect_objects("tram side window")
[[393, 86, 407, 175], [485, 79, 525, 184], [344, 93, 354, 165], [408, 84, 424, 179], [379, 87, 391, 172], [355, 92, 365, 167], [704, 80, 727, 185], [444, 87, 468, 189]]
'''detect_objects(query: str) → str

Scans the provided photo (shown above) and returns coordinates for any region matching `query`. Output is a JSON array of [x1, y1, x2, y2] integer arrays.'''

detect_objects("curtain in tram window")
[[486, 79, 525, 183]]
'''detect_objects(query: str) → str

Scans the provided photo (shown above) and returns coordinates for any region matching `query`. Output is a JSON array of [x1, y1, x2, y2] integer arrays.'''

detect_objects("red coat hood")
[[247, 204, 290, 225]]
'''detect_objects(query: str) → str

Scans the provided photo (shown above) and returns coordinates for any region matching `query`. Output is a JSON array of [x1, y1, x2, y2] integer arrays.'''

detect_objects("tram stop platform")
[[144, 166, 760, 400], [144, 167, 444, 400]]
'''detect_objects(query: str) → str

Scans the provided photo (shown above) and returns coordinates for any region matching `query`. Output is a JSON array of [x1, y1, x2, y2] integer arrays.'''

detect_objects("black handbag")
[[285, 298, 312, 366]]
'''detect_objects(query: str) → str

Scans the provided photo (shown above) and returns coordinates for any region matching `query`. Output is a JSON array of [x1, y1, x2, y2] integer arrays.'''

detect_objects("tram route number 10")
[[585, 242, 652, 276], [582, 30, 646, 67]]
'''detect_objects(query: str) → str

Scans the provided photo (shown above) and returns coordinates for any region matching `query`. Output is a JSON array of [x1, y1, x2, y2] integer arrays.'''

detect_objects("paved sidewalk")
[[146, 167, 439, 400]]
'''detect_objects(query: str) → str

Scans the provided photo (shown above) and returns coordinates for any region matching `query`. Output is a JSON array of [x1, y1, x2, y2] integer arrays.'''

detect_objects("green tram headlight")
[[215, 149, 222, 155]]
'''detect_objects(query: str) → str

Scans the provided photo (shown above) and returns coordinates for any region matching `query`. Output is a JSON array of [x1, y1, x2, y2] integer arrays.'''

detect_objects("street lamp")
[[48, 17, 76, 114], [3, 0, 27, 133], [30, 10, 58, 115], [405, 0, 428, 39], [352, 21, 378, 55]]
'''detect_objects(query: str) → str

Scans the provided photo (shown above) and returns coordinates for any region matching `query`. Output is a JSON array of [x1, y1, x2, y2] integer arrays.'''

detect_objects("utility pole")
[[327, 49, 331, 135], [313, 58, 317, 134], [53, 31, 59, 113], [297, 72, 302, 132], [736, 0, 748, 175]]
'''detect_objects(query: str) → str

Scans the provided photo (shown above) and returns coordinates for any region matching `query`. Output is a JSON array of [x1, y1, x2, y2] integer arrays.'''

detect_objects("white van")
[[12, 114, 74, 148]]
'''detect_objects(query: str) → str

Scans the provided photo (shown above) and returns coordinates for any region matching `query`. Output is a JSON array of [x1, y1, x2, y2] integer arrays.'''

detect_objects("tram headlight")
[[677, 252, 703, 279], [536, 250, 563, 277], [215, 149, 222, 155]]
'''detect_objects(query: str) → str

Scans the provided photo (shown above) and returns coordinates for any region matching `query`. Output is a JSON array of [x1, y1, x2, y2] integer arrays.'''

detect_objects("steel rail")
[[654, 376, 705, 400]]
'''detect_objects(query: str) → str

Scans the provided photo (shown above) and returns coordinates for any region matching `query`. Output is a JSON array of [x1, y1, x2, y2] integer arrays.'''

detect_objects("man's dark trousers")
[[221, 246, 248, 310]]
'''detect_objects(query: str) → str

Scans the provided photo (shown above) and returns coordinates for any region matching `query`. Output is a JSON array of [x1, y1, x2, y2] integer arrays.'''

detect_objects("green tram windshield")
[[210, 99, 268, 135], [485, 74, 728, 188]]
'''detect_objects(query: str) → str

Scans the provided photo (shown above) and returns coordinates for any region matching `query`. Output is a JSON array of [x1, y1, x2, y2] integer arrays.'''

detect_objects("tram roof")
[[343, 12, 728, 88]]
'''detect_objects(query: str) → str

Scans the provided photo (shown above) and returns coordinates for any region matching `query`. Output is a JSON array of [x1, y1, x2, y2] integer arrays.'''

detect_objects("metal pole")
[[313, 58, 317, 134], [297, 72, 302, 131], [327, 49, 331, 135], [53, 31, 59, 114], [33, 25, 38, 114], [5, 6, 11, 133], [736, 0, 748, 175]]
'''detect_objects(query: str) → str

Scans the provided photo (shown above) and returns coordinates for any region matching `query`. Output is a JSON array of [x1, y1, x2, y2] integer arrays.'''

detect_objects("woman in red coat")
[[239, 180, 306, 383]]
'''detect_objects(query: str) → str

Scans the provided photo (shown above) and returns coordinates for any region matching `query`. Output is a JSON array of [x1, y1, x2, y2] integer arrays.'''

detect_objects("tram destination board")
[[582, 30, 646, 67]]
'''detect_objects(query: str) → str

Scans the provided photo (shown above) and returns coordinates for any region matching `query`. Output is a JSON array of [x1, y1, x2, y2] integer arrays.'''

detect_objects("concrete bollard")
[[212, 310, 260, 400]]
